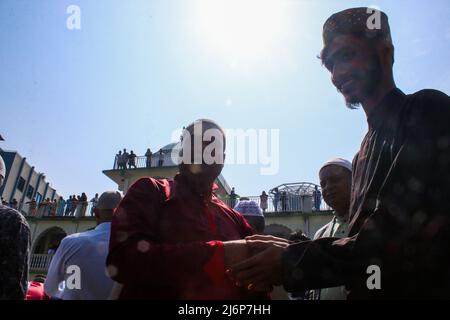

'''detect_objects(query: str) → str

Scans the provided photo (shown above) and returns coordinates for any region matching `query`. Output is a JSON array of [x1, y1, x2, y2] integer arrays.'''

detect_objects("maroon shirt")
[[107, 174, 265, 299]]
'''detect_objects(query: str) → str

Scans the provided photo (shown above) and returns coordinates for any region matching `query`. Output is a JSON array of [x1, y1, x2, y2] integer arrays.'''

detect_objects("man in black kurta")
[[229, 8, 450, 299], [281, 87, 450, 299]]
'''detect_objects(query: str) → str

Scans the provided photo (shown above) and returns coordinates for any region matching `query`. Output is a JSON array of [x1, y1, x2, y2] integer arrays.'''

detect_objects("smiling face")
[[319, 165, 351, 216], [322, 35, 384, 109]]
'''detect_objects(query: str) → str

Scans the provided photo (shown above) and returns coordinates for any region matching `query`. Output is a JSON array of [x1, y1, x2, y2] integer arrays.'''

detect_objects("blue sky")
[[1, 0, 449, 198]]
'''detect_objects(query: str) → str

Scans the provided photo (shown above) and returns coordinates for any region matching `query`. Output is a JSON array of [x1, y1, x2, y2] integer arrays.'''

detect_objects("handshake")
[[223, 235, 291, 293]]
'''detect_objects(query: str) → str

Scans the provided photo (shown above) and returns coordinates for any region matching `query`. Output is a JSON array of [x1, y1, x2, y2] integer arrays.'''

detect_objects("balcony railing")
[[20, 201, 96, 218], [30, 254, 54, 272], [112, 154, 176, 170], [9, 192, 327, 218], [222, 194, 329, 213]]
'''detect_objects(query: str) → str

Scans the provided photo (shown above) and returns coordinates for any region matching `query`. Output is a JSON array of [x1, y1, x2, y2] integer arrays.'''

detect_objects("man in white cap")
[[308, 158, 352, 300], [0, 154, 31, 299], [45, 191, 122, 300], [233, 197, 265, 234], [315, 158, 352, 240]]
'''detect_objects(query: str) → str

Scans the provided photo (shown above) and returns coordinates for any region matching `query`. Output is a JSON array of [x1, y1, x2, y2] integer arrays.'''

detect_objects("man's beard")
[[343, 54, 383, 109], [179, 163, 222, 193]]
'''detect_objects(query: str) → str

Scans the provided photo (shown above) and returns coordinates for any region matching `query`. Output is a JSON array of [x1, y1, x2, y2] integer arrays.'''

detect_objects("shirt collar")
[[367, 88, 406, 129], [172, 173, 217, 202], [333, 212, 349, 223], [95, 222, 111, 231]]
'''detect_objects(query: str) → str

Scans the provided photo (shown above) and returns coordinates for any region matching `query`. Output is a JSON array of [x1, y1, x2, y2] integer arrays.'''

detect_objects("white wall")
[[28, 218, 97, 251]]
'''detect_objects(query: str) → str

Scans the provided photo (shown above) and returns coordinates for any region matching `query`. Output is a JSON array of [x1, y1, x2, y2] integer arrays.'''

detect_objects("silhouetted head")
[[178, 119, 226, 190]]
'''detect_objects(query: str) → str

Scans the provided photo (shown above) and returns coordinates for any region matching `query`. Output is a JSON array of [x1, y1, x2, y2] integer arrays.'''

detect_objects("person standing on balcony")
[[107, 119, 269, 299], [229, 187, 239, 209], [280, 191, 287, 211], [271, 188, 280, 212], [26, 198, 37, 216], [90, 193, 99, 216], [113, 151, 122, 169], [45, 191, 123, 300], [145, 148, 153, 168], [0, 154, 31, 299], [157, 149, 164, 166], [49, 199, 58, 216], [10, 198, 18, 210], [313, 185, 322, 211], [79, 193, 88, 217], [36, 199, 46, 217], [128, 151, 137, 169], [43, 198, 51, 216], [64, 196, 72, 216], [116, 150, 123, 169], [69, 195, 78, 216], [259, 191, 268, 214], [56, 197, 65, 216], [122, 149, 129, 169]]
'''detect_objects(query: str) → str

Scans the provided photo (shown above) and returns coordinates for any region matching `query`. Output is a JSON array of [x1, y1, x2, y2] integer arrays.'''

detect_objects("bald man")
[[107, 119, 266, 299]]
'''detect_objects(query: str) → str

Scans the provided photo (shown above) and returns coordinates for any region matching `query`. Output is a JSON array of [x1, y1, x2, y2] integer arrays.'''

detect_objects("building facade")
[[0, 150, 60, 215]]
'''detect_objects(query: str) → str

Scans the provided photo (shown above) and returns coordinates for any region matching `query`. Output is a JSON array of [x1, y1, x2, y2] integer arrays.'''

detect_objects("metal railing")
[[20, 201, 96, 218], [113, 154, 176, 170], [30, 254, 54, 272], [8, 192, 328, 217], [222, 195, 330, 213]]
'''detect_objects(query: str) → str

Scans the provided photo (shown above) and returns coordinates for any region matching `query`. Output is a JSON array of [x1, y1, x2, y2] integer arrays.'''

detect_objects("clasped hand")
[[223, 235, 290, 292]]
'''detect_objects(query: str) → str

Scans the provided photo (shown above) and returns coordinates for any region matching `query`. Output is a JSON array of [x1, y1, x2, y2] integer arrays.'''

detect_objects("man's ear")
[[380, 43, 394, 67], [387, 45, 394, 66]]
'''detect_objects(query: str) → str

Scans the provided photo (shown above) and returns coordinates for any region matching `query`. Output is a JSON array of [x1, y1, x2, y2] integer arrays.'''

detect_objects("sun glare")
[[193, 0, 287, 64]]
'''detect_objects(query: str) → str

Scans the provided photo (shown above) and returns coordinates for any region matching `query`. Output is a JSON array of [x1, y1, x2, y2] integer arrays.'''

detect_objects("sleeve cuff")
[[203, 240, 225, 285]]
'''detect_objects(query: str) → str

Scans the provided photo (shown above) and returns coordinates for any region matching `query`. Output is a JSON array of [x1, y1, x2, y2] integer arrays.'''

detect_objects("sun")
[[192, 0, 287, 64]]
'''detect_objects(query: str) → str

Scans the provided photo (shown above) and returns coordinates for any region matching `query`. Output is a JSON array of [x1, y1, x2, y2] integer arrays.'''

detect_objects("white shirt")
[[44, 222, 116, 300], [91, 197, 98, 207], [312, 214, 349, 300]]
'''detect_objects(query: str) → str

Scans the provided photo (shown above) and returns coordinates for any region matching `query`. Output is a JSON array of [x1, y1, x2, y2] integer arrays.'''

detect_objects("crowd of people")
[[1, 197, 18, 209], [115, 148, 166, 170], [1, 7, 450, 300], [1, 193, 100, 218], [227, 187, 323, 214]]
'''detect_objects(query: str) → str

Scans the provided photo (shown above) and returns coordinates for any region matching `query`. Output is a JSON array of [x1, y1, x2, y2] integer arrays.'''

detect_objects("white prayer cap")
[[234, 200, 264, 217], [320, 157, 352, 173]]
